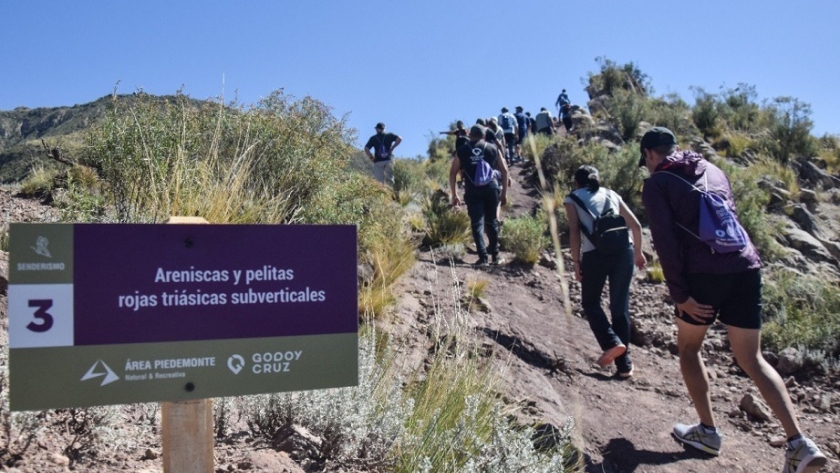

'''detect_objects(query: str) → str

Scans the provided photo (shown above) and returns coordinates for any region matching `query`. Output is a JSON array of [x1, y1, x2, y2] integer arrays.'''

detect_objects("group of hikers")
[[363, 94, 828, 472], [363, 90, 577, 186]]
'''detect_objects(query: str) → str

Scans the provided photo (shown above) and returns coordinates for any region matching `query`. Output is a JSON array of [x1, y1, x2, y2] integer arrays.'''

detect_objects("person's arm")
[[363, 137, 374, 161], [391, 135, 402, 153], [564, 202, 583, 281], [642, 177, 690, 303], [449, 156, 462, 207], [364, 146, 373, 161], [618, 199, 647, 270], [496, 149, 508, 206]]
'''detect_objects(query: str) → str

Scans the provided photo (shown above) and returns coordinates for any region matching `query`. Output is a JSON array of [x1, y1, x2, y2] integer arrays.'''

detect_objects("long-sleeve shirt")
[[642, 151, 761, 303]]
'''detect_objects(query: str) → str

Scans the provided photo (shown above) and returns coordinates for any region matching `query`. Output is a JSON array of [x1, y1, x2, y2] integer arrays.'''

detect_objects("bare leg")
[[726, 325, 801, 438], [676, 318, 715, 427]]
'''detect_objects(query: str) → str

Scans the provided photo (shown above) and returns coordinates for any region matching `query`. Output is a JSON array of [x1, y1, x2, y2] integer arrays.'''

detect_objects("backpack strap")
[[654, 171, 707, 241], [567, 192, 597, 243]]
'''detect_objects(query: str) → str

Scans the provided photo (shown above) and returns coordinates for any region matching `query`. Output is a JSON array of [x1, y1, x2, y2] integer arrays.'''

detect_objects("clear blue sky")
[[3, 1, 839, 158]]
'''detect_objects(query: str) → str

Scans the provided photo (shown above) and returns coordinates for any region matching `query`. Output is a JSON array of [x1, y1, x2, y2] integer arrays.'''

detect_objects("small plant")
[[393, 158, 426, 207], [466, 279, 488, 300], [435, 243, 466, 262], [499, 215, 547, 265], [18, 166, 59, 198], [762, 267, 840, 357], [422, 190, 471, 247], [646, 260, 665, 283]]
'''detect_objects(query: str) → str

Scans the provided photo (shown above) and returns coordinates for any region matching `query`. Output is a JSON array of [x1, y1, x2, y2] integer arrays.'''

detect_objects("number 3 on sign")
[[27, 299, 55, 332], [8, 285, 74, 348]]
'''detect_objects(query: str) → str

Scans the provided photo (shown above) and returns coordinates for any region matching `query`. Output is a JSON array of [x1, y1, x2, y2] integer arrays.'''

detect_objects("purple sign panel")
[[73, 224, 357, 345]]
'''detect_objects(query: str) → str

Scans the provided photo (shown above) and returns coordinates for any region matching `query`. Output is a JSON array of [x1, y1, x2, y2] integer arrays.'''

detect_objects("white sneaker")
[[782, 436, 827, 473], [672, 422, 722, 456]]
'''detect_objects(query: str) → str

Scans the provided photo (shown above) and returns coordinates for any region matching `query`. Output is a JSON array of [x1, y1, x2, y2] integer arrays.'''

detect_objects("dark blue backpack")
[[660, 172, 748, 253]]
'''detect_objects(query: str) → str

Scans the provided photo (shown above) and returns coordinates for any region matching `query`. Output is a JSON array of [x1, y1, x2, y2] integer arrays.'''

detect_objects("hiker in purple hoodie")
[[640, 127, 826, 473]]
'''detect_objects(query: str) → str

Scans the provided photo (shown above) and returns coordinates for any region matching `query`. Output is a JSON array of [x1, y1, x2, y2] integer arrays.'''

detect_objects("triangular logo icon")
[[81, 360, 120, 386]]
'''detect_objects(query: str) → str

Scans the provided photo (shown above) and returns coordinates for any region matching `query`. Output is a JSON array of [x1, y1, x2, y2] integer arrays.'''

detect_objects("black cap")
[[501, 107, 508, 113], [515, 105, 523, 111], [375, 122, 385, 130], [639, 126, 676, 167]]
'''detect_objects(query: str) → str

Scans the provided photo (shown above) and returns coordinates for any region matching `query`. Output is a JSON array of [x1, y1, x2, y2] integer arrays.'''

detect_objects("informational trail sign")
[[7, 224, 358, 411]]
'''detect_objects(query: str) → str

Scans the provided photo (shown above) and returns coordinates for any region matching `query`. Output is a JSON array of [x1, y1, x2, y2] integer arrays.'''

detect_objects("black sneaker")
[[473, 257, 489, 268], [490, 254, 505, 266]]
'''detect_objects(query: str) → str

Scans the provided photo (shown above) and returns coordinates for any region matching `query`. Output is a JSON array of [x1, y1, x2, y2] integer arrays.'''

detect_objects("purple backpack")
[[466, 144, 498, 186], [660, 172, 748, 253]]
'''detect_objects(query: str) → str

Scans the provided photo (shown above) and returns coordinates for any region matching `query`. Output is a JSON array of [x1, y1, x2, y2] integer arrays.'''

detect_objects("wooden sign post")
[[162, 216, 213, 473]]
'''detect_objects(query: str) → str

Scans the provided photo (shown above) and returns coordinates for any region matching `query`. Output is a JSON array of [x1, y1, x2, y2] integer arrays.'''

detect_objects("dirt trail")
[[389, 162, 840, 473]]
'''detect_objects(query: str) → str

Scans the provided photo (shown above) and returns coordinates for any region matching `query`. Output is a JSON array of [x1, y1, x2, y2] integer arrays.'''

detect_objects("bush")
[[393, 158, 426, 207], [500, 216, 547, 265], [604, 88, 652, 141], [19, 166, 59, 197], [691, 87, 722, 138], [649, 93, 698, 141], [588, 57, 651, 98], [84, 90, 353, 224], [539, 139, 646, 220], [762, 268, 840, 358], [422, 190, 471, 247], [301, 172, 416, 318], [760, 97, 819, 164]]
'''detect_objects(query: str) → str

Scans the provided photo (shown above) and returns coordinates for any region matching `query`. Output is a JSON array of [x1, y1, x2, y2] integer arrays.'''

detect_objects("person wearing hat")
[[564, 165, 646, 378], [449, 125, 509, 266], [640, 127, 827, 471], [364, 122, 402, 184]]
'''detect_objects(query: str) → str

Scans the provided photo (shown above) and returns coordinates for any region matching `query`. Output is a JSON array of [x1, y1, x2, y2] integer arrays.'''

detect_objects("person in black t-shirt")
[[364, 122, 402, 184], [449, 125, 509, 266]]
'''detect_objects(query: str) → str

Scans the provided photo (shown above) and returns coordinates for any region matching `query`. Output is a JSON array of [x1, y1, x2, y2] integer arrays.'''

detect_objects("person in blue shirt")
[[513, 106, 529, 162]]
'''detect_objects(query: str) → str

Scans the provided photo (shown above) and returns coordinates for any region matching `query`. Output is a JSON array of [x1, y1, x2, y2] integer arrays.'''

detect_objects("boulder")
[[798, 188, 818, 204], [740, 393, 772, 421], [782, 225, 836, 265], [799, 160, 840, 189], [570, 107, 595, 129], [776, 347, 803, 375], [790, 204, 824, 238]]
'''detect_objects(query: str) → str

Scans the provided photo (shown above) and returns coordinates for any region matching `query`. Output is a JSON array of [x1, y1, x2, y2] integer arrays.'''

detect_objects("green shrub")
[[691, 87, 722, 138], [762, 268, 840, 357], [759, 97, 819, 164], [500, 215, 547, 265], [19, 166, 59, 197], [84, 90, 353, 224], [716, 132, 754, 159], [520, 133, 557, 165], [588, 57, 651, 98], [604, 88, 652, 141], [422, 190, 471, 247], [539, 139, 646, 220], [818, 134, 840, 173], [393, 158, 426, 207], [649, 93, 698, 141]]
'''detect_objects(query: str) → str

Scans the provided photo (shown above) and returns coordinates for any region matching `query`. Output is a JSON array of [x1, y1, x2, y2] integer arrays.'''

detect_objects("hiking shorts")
[[675, 269, 763, 329]]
